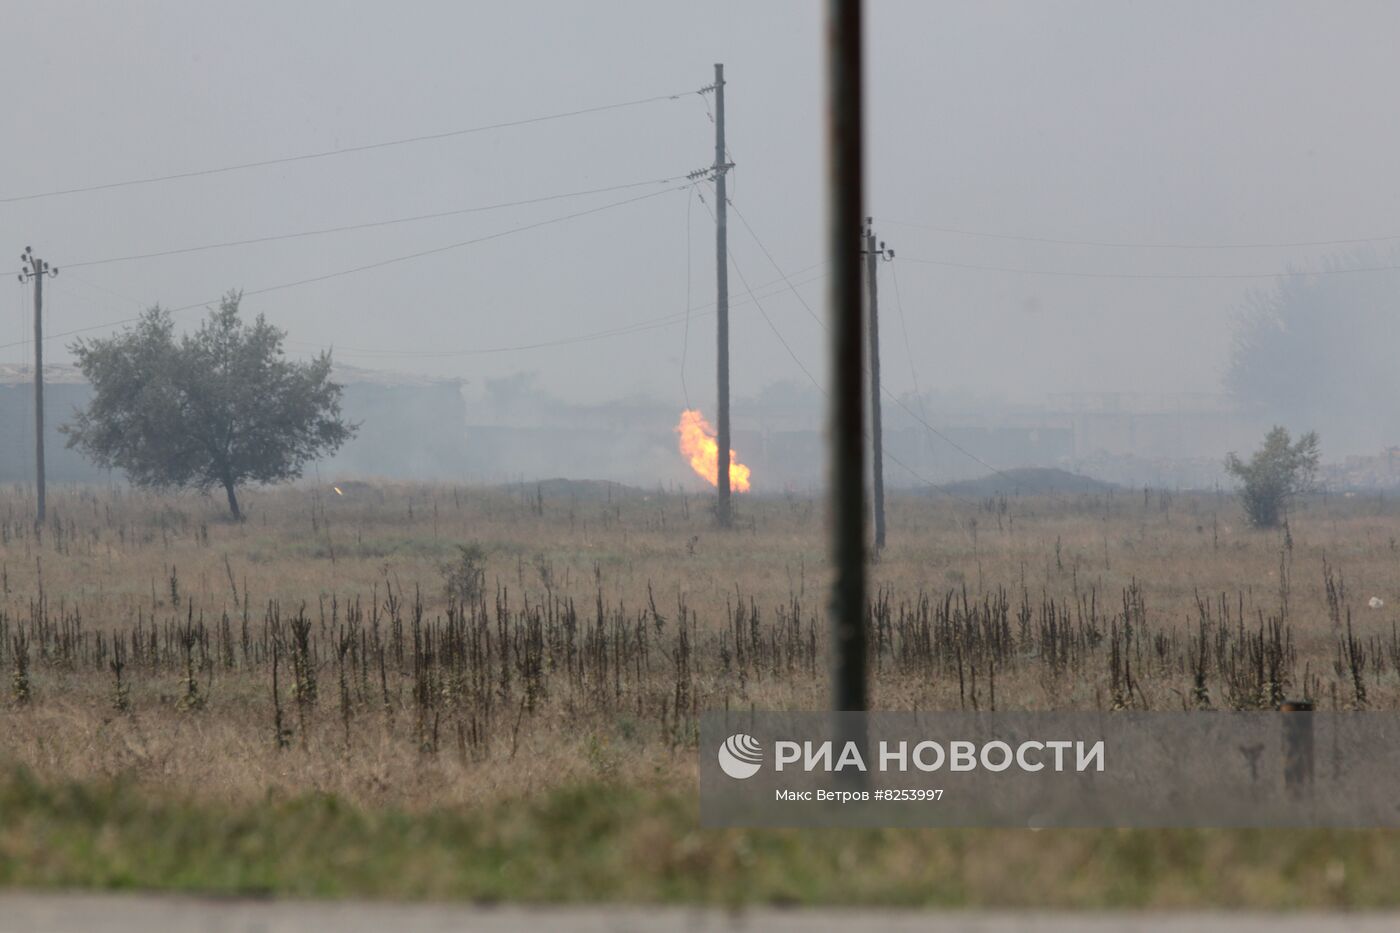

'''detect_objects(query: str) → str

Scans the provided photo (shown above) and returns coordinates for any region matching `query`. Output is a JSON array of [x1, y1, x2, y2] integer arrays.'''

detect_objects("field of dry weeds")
[[2, 479, 1398, 812], [2, 479, 1400, 905]]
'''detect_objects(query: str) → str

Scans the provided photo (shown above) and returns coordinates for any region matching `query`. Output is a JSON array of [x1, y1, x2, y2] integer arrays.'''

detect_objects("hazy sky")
[[6, 1, 1400, 408]]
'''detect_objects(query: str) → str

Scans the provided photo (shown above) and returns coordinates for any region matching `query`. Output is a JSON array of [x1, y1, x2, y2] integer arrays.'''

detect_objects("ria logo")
[[718, 733, 764, 779]]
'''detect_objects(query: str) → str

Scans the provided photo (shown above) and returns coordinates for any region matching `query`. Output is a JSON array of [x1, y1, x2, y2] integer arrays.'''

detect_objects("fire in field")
[[676, 408, 752, 492]]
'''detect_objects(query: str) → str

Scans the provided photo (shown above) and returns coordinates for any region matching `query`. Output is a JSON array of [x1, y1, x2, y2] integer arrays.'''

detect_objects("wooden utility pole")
[[827, 1, 868, 715], [17, 247, 57, 526], [863, 219, 893, 551], [712, 62, 734, 527]]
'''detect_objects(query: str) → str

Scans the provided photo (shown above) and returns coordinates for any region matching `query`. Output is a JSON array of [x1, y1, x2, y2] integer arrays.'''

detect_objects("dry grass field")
[[2, 478, 1400, 905]]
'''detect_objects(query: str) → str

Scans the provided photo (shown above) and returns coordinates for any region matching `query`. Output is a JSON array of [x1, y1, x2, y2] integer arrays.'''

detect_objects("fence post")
[[1280, 699, 1314, 800]]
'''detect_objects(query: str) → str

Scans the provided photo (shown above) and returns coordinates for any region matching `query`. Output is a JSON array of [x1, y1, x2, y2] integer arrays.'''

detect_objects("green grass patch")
[[2, 768, 1400, 906]]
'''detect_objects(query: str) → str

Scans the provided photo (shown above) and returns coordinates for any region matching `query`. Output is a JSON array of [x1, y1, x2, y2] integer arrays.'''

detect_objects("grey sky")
[[5, 1, 1400, 408]]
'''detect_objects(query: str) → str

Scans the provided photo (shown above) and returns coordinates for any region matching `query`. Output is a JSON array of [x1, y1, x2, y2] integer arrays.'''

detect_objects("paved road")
[[0, 895, 1396, 932]]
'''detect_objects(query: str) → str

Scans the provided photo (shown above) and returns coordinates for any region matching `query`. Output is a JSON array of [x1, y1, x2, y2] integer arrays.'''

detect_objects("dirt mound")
[[933, 467, 1115, 497]]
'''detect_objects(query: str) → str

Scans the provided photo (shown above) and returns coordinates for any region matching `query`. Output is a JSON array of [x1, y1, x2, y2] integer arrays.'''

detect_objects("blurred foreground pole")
[[827, 0, 868, 721]]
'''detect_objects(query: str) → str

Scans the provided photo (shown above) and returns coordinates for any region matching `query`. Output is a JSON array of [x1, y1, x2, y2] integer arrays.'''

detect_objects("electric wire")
[[884, 218, 1400, 251], [705, 194, 983, 505], [899, 255, 1400, 281], [55, 175, 690, 272], [1, 90, 694, 204], [695, 192, 821, 389], [0, 184, 690, 353], [888, 262, 923, 404], [727, 196, 1093, 503], [290, 263, 830, 360], [680, 182, 699, 407]]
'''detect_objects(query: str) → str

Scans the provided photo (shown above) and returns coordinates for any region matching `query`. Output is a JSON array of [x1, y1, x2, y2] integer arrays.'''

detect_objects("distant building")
[[1326, 447, 1400, 490], [0, 362, 1354, 491], [0, 363, 468, 484], [1044, 392, 1261, 461], [460, 387, 1076, 491], [0, 363, 103, 483], [325, 366, 469, 479]]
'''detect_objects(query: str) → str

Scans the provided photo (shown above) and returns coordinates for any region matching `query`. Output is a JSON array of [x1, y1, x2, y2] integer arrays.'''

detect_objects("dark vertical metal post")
[[827, 0, 868, 716], [713, 62, 732, 527], [865, 220, 885, 551], [1281, 699, 1314, 800]]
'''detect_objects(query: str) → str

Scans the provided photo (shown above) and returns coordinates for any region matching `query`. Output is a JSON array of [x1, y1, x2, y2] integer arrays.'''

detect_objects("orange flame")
[[676, 409, 751, 492]]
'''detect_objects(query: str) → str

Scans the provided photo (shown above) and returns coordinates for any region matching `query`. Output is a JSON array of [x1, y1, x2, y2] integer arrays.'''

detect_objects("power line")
[[888, 262, 922, 402], [695, 192, 820, 388], [53, 175, 688, 272], [297, 263, 830, 360], [709, 195, 984, 506], [727, 199, 827, 330], [728, 198, 1010, 480], [303, 309, 690, 359], [731, 240, 823, 390], [12, 279, 28, 367], [900, 255, 1400, 281], [0, 185, 690, 353], [729, 267, 975, 503], [726, 195, 1093, 503], [323, 311, 691, 358], [38, 261, 829, 361], [50, 272, 147, 309], [1, 90, 694, 205], [680, 182, 699, 407], [884, 218, 1400, 251]]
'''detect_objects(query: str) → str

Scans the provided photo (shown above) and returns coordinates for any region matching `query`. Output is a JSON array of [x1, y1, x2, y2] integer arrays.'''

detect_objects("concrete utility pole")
[[17, 247, 57, 526], [711, 62, 734, 527], [863, 219, 893, 551], [827, 1, 868, 716]]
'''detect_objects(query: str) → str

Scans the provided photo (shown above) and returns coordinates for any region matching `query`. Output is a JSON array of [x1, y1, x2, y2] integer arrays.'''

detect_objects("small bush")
[[441, 543, 487, 606], [1225, 427, 1320, 528]]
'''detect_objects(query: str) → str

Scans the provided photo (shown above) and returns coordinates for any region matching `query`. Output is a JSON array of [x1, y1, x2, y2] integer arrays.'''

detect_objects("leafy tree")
[[64, 292, 354, 519], [1224, 427, 1320, 528]]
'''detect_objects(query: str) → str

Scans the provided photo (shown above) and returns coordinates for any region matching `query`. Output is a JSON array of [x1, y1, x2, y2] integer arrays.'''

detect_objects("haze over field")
[[10, 3, 1400, 916], [6, 1, 1400, 421]]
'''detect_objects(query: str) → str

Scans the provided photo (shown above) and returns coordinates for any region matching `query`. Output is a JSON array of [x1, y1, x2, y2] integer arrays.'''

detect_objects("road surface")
[[0, 895, 1394, 932]]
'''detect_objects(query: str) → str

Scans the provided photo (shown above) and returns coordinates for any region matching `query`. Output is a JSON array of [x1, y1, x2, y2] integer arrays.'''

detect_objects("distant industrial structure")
[[460, 381, 1269, 492], [0, 364, 96, 483], [0, 363, 468, 485], [0, 365, 1370, 491]]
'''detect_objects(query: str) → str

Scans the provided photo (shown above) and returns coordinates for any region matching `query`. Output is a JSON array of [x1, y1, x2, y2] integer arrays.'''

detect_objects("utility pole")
[[711, 62, 734, 527], [827, 1, 868, 719], [17, 247, 57, 527], [863, 219, 893, 551], [691, 67, 736, 525]]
